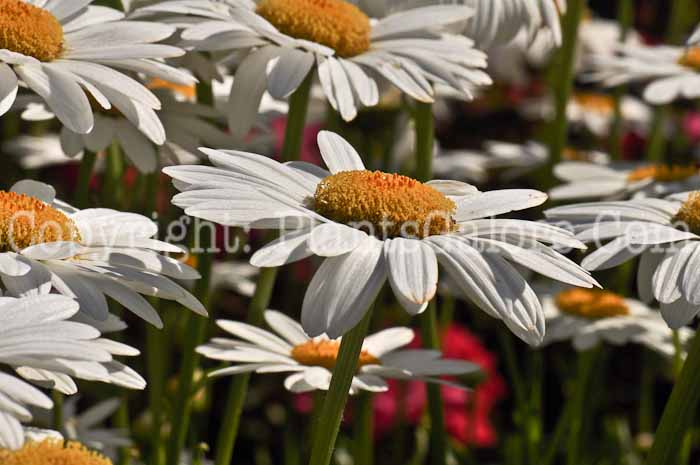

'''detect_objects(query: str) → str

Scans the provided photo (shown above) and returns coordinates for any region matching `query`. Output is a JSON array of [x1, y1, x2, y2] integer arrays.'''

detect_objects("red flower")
[[373, 324, 506, 447]]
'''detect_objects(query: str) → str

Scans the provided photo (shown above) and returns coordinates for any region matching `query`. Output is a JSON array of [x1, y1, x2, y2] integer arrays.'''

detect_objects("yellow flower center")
[[313, 170, 456, 239], [0, 0, 64, 62], [572, 92, 615, 115], [674, 191, 700, 234], [0, 191, 81, 252], [0, 439, 113, 465], [678, 47, 700, 71], [256, 0, 371, 57], [147, 78, 196, 101], [626, 164, 698, 183], [556, 288, 630, 319], [291, 339, 380, 370]]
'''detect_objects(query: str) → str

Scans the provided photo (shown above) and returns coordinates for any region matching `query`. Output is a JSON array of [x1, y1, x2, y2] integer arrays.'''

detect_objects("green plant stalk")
[[51, 391, 63, 431], [281, 72, 314, 162], [307, 306, 375, 465], [213, 267, 278, 465], [419, 302, 447, 465], [74, 150, 97, 208], [497, 331, 528, 465], [413, 101, 448, 465], [540, 401, 573, 465], [103, 142, 125, 208], [646, 331, 700, 465], [608, 0, 634, 160], [146, 314, 165, 465], [354, 393, 375, 465], [526, 352, 543, 465], [567, 349, 599, 465], [165, 249, 212, 465], [116, 396, 131, 465], [548, 0, 585, 170]]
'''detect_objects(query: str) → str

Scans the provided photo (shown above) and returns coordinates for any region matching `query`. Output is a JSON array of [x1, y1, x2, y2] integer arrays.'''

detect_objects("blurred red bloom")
[[271, 116, 323, 165], [373, 324, 506, 447]]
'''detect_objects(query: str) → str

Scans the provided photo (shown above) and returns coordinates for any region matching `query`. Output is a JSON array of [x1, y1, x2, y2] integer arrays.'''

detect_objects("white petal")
[[267, 48, 314, 99], [455, 190, 547, 221], [317, 131, 365, 173], [361, 327, 414, 357], [264, 310, 309, 345], [384, 238, 438, 315], [0, 63, 18, 116], [250, 229, 313, 267], [660, 298, 700, 329], [308, 223, 367, 257]]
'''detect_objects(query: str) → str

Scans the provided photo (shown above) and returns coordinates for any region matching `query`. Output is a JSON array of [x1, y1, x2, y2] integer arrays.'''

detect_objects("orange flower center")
[[313, 170, 456, 239], [0, 439, 113, 465], [147, 78, 196, 101], [626, 164, 698, 183], [678, 47, 700, 70], [572, 92, 615, 115], [291, 339, 380, 370], [0, 0, 64, 62], [0, 191, 81, 252], [556, 288, 630, 319], [675, 191, 700, 235], [256, 0, 371, 57]]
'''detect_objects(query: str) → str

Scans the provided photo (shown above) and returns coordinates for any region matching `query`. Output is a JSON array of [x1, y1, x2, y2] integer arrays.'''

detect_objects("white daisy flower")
[[0, 0, 195, 135], [0, 180, 205, 328], [211, 260, 260, 297], [31, 397, 130, 453], [197, 310, 479, 394], [2, 134, 79, 170], [58, 89, 240, 172], [538, 283, 694, 356], [587, 43, 700, 104], [545, 191, 700, 329], [165, 131, 597, 344], [135, 0, 490, 138], [521, 91, 651, 137], [549, 162, 700, 201], [0, 293, 143, 450], [434, 140, 548, 184], [0, 436, 114, 463]]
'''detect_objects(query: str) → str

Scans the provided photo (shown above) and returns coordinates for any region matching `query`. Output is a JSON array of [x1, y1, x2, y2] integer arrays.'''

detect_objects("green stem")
[[354, 393, 374, 465], [419, 302, 447, 465], [165, 252, 212, 465], [281, 72, 314, 162], [646, 331, 700, 465], [146, 305, 165, 465], [673, 330, 683, 379], [548, 0, 584, 171], [413, 101, 447, 465], [540, 401, 573, 465], [214, 267, 278, 465], [526, 352, 543, 465], [498, 331, 528, 465], [608, 0, 633, 160], [116, 396, 131, 465], [567, 349, 599, 465], [74, 150, 97, 208], [414, 102, 434, 182], [307, 306, 375, 465], [645, 107, 669, 163], [51, 391, 63, 432], [103, 142, 124, 208]]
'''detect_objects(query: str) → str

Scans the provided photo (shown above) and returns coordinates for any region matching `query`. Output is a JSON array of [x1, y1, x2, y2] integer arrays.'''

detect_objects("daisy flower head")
[[0, 0, 195, 135], [588, 43, 700, 104], [0, 293, 143, 449], [0, 180, 205, 328], [2, 134, 79, 171], [549, 161, 700, 201], [197, 310, 479, 394], [538, 283, 693, 355], [135, 0, 491, 139], [545, 191, 700, 329], [433, 140, 549, 184], [521, 91, 651, 138], [0, 437, 114, 465], [165, 131, 597, 344]]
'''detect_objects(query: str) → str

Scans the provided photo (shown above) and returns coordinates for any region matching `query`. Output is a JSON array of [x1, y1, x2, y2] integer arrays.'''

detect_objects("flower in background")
[[549, 161, 700, 201], [1, 135, 81, 171], [0, 0, 191, 134], [537, 283, 694, 355], [136, 0, 490, 138], [546, 192, 700, 329], [0, 293, 144, 450], [521, 91, 651, 138], [434, 140, 549, 184], [0, 180, 205, 328], [588, 43, 700, 104], [373, 324, 506, 447], [197, 310, 479, 394], [166, 131, 597, 344]]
